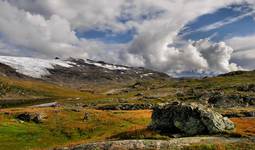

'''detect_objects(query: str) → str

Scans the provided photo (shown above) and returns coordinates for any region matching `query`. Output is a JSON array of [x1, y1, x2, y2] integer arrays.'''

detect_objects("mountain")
[[0, 56, 170, 86]]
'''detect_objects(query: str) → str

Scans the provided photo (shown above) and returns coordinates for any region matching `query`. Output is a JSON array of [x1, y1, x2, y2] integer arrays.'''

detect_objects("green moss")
[[0, 122, 63, 150]]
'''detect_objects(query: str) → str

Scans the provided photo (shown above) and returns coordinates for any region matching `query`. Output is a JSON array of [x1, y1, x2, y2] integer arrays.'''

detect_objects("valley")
[[0, 56, 254, 150]]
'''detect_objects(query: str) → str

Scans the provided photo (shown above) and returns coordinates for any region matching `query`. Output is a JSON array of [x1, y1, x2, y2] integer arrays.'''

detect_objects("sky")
[[0, 0, 255, 76]]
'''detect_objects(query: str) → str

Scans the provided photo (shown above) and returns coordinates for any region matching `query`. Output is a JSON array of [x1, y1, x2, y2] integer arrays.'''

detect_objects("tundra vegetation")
[[0, 71, 255, 150]]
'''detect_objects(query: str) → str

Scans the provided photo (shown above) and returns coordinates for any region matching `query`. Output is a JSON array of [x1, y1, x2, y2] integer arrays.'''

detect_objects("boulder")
[[16, 113, 33, 122], [16, 112, 46, 123], [149, 102, 235, 136]]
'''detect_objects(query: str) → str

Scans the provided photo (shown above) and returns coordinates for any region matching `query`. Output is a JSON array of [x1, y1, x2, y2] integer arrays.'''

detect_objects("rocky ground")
[[57, 137, 254, 150]]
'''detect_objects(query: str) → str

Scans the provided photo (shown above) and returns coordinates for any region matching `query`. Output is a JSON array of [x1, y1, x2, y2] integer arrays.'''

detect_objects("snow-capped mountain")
[[0, 56, 75, 78], [0, 56, 170, 84]]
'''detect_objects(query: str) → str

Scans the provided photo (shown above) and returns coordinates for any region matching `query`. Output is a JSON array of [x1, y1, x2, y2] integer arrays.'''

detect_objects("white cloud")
[[127, 32, 240, 75], [226, 34, 255, 69], [0, 0, 86, 58], [7, 0, 128, 32], [0, 0, 253, 76], [193, 39, 240, 72]]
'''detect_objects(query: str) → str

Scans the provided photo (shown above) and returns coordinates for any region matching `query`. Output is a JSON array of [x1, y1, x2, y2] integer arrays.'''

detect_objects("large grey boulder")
[[149, 102, 235, 136]]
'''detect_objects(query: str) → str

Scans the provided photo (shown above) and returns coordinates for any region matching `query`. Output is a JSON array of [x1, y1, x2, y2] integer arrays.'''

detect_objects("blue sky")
[[76, 28, 135, 44], [77, 3, 255, 44], [180, 3, 255, 42]]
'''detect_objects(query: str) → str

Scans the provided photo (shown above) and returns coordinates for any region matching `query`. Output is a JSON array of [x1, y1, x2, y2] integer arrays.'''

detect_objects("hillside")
[[0, 56, 170, 86], [0, 56, 254, 150]]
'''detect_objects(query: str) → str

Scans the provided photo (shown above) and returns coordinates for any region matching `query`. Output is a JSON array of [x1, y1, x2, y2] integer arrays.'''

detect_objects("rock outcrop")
[[149, 102, 235, 136], [208, 94, 255, 107], [56, 137, 246, 150], [237, 84, 255, 92]]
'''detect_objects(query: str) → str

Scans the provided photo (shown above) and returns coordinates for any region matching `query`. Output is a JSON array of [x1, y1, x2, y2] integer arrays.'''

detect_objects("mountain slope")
[[0, 56, 170, 86]]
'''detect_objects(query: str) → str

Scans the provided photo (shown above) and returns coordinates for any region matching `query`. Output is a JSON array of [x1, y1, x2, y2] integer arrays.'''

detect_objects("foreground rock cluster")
[[149, 102, 235, 136]]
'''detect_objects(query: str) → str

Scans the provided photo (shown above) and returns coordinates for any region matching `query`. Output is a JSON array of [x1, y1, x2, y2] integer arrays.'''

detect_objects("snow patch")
[[0, 56, 75, 78], [140, 73, 154, 78], [85, 60, 129, 70]]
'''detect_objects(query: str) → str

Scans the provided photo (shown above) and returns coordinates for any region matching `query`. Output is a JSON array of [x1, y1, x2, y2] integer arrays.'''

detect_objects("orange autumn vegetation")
[[231, 118, 255, 137]]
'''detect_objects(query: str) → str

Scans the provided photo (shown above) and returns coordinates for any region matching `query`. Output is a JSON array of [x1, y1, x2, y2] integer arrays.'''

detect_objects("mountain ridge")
[[0, 56, 170, 85]]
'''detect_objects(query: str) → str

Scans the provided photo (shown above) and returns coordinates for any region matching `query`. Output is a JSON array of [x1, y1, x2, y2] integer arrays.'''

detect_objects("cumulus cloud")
[[127, 32, 240, 75], [7, 0, 128, 32], [0, 0, 253, 76], [226, 35, 255, 69], [0, 0, 88, 58], [193, 39, 240, 72]]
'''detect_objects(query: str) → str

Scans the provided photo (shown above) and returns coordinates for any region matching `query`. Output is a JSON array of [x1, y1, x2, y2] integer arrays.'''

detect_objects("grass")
[[0, 122, 68, 149], [0, 76, 98, 99], [0, 108, 152, 150], [0, 70, 255, 149], [1, 69, 255, 108], [230, 117, 255, 137], [1, 107, 255, 150], [110, 128, 170, 140], [0, 75, 176, 108], [0, 75, 115, 108], [0, 67, 255, 103]]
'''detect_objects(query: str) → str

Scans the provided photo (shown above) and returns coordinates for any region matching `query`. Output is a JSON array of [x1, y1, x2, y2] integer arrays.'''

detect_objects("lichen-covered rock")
[[149, 102, 235, 136], [56, 137, 243, 150], [55, 139, 186, 150]]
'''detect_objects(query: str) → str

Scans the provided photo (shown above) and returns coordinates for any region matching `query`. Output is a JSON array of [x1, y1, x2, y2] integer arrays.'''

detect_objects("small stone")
[[83, 112, 90, 121]]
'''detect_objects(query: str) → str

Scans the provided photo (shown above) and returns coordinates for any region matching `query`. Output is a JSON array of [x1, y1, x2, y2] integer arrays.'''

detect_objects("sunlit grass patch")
[[231, 117, 255, 137], [0, 108, 152, 149]]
